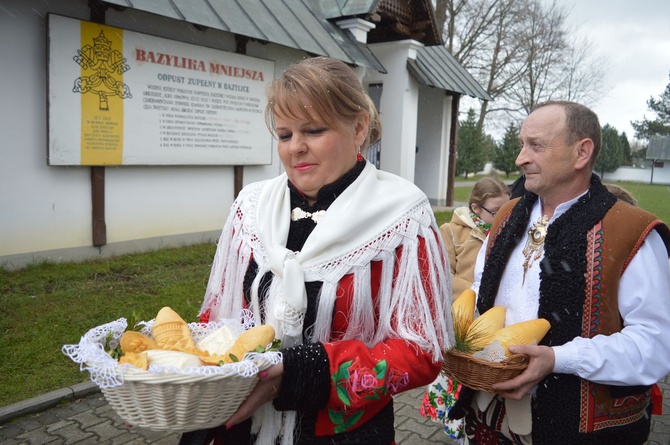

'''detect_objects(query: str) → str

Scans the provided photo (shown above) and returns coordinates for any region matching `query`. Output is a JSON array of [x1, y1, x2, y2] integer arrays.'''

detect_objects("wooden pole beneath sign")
[[91, 167, 107, 246], [90, 0, 107, 246], [233, 35, 250, 198]]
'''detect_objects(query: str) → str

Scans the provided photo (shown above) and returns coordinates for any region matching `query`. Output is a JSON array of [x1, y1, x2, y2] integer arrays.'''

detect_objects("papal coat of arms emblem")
[[72, 29, 132, 110]]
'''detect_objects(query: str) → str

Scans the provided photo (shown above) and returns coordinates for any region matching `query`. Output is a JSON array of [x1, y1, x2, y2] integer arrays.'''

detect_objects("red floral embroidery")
[[386, 368, 409, 395], [332, 358, 388, 407], [349, 366, 380, 401], [330, 358, 392, 433]]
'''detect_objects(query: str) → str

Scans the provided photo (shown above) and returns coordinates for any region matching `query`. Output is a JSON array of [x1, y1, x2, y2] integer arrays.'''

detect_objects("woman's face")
[[471, 194, 510, 225], [275, 112, 368, 203]]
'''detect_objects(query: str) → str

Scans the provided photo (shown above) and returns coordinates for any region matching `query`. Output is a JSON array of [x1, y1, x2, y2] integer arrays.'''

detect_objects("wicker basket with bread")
[[63, 307, 281, 432], [441, 290, 550, 392]]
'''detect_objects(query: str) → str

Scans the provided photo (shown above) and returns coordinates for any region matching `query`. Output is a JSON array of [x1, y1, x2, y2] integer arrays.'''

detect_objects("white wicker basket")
[[100, 363, 267, 432], [63, 315, 281, 433]]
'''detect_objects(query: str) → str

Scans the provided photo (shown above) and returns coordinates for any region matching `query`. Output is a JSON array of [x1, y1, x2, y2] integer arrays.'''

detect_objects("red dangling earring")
[[356, 146, 363, 162]]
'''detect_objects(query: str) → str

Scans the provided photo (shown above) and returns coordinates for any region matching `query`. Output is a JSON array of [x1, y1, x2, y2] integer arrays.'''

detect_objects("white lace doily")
[[472, 339, 536, 363], [62, 309, 282, 389], [472, 340, 508, 362]]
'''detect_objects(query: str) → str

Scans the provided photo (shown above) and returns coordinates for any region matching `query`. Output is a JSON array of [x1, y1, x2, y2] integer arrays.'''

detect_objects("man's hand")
[[491, 344, 554, 400], [224, 362, 283, 429]]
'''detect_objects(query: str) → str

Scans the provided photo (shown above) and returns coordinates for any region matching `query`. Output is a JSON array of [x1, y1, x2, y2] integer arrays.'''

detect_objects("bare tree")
[[443, 0, 499, 68], [432, 0, 609, 131], [507, 0, 568, 114], [473, 0, 528, 129], [560, 35, 610, 105], [434, 0, 528, 130], [505, 2, 610, 118], [434, 0, 449, 45]]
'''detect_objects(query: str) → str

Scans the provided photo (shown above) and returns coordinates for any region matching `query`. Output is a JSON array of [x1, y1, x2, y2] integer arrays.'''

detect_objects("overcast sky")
[[559, 0, 670, 142]]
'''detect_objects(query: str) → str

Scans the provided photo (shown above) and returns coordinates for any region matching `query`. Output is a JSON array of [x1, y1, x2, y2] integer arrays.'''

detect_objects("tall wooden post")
[[91, 167, 106, 246], [447, 93, 461, 207], [233, 35, 250, 198], [90, 0, 107, 246]]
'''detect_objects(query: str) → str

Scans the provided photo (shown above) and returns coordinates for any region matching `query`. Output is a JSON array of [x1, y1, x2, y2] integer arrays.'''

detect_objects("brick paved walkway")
[[1, 377, 668, 444]]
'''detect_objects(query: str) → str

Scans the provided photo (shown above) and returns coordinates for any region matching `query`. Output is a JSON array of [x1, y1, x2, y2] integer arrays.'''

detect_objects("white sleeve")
[[552, 230, 670, 385], [471, 234, 488, 297]]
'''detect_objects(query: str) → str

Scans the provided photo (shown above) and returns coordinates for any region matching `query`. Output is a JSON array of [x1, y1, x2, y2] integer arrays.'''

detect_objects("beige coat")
[[439, 206, 486, 301]]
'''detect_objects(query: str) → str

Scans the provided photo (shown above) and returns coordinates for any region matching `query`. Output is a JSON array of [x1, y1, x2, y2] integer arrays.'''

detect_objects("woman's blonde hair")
[[265, 57, 382, 150], [469, 176, 510, 208]]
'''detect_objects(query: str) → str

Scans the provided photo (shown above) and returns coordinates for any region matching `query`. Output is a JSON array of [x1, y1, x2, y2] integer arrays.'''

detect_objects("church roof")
[[102, 0, 386, 72], [101, 0, 489, 99], [409, 45, 491, 100]]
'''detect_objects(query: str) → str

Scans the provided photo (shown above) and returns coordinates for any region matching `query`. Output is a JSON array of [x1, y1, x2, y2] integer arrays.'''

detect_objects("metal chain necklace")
[[522, 215, 549, 284]]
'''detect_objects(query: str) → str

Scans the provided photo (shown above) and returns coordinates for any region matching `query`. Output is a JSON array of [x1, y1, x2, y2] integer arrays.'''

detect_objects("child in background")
[[440, 176, 510, 300], [420, 176, 510, 442]]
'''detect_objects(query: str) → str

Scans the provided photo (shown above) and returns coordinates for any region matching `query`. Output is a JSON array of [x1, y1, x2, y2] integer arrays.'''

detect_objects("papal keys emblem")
[[72, 29, 132, 110]]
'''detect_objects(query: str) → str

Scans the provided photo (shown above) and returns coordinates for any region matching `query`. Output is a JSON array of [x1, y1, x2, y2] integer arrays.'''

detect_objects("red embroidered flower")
[[348, 367, 379, 401], [386, 368, 409, 395]]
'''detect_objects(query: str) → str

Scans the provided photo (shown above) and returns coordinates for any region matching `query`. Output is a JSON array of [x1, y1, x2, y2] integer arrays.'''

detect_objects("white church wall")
[[415, 84, 451, 205], [0, 0, 302, 269], [367, 40, 422, 182]]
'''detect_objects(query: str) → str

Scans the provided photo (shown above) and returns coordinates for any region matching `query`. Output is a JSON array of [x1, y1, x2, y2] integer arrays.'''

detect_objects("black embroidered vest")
[[478, 175, 670, 444]]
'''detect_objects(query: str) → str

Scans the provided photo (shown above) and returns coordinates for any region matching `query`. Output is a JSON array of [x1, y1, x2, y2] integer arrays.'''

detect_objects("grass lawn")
[[1, 181, 668, 407], [455, 173, 520, 183], [0, 244, 216, 407], [607, 181, 670, 224], [450, 176, 670, 225], [434, 211, 453, 227]]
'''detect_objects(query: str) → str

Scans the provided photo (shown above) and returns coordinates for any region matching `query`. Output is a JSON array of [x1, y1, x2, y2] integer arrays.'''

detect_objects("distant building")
[[646, 136, 670, 184], [599, 135, 670, 185]]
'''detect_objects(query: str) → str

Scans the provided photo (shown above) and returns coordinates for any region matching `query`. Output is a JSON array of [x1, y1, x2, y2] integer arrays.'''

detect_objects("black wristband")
[[273, 342, 330, 412]]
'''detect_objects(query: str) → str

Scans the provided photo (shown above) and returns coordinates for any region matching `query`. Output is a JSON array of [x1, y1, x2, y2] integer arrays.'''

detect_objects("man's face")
[[516, 105, 580, 197]]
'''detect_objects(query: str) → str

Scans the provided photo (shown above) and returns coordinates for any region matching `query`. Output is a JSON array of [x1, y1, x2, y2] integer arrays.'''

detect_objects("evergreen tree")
[[636, 146, 648, 161], [630, 140, 648, 167], [456, 108, 487, 178], [619, 132, 632, 166], [494, 122, 521, 177], [595, 124, 623, 176], [631, 71, 670, 140], [482, 134, 498, 160]]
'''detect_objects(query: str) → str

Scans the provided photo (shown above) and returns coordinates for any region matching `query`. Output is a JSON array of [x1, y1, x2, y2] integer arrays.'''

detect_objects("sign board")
[[48, 14, 274, 166]]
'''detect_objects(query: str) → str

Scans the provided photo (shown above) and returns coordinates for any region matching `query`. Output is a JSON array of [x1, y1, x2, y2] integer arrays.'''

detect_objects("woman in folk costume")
[[420, 176, 509, 442], [179, 57, 454, 445]]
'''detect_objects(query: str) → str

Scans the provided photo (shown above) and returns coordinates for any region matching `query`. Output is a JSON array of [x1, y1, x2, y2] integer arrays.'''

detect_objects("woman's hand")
[[224, 362, 284, 429], [491, 344, 554, 400]]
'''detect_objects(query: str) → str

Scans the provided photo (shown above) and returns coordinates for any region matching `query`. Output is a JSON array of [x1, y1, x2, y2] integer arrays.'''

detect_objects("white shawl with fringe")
[[201, 162, 453, 443]]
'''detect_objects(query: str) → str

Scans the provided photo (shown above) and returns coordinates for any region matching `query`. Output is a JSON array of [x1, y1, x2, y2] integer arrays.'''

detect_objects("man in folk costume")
[[452, 101, 670, 444]]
